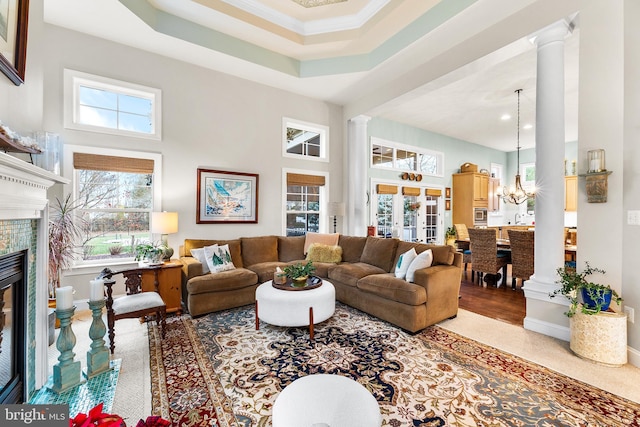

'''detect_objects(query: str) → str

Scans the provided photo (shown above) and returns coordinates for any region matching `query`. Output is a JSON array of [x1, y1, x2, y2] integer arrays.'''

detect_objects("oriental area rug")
[[148, 304, 640, 426]]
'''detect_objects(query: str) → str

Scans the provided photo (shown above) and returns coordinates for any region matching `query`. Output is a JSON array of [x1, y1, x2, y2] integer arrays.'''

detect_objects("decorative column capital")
[[529, 19, 573, 47], [349, 115, 371, 125]]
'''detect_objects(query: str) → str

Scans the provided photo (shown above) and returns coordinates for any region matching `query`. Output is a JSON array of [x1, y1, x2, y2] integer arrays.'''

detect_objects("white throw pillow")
[[217, 244, 236, 271], [204, 244, 235, 273], [395, 247, 417, 279], [405, 249, 433, 283], [190, 246, 213, 274]]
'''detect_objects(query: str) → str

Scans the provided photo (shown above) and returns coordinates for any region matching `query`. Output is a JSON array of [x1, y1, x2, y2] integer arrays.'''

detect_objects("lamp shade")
[[151, 212, 178, 234], [327, 202, 345, 217]]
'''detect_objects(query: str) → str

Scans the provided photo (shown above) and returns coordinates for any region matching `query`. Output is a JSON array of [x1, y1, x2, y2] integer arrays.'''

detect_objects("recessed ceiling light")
[[501, 114, 511, 121], [523, 124, 533, 130]]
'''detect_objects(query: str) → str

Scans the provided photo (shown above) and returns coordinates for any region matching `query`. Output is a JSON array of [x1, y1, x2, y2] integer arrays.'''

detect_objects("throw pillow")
[[203, 244, 219, 273], [306, 243, 343, 263], [405, 249, 433, 283], [394, 247, 417, 279], [303, 232, 339, 255], [190, 246, 214, 274], [360, 236, 399, 271], [217, 244, 236, 271], [204, 244, 236, 273]]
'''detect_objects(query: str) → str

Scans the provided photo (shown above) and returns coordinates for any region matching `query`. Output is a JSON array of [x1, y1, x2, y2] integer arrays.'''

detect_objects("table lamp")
[[327, 202, 345, 233], [151, 211, 178, 260]]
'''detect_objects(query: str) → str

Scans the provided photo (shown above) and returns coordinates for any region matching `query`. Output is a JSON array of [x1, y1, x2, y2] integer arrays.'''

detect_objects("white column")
[[346, 115, 370, 236], [522, 20, 573, 339]]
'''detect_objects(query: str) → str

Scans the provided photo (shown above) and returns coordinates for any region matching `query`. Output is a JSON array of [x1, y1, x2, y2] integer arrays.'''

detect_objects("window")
[[372, 144, 394, 168], [424, 189, 442, 243], [370, 137, 443, 177], [402, 187, 421, 242], [375, 184, 397, 238], [64, 69, 162, 140], [64, 146, 162, 266], [283, 118, 329, 162], [284, 172, 327, 236], [521, 163, 536, 215]]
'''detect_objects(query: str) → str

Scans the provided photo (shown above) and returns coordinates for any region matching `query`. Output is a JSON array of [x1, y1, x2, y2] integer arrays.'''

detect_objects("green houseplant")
[[48, 194, 86, 299], [134, 242, 166, 265], [445, 226, 457, 246], [550, 262, 622, 317], [283, 261, 316, 285]]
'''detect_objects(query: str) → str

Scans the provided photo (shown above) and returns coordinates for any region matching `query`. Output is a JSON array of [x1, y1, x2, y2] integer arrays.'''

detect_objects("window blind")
[[376, 184, 398, 194], [73, 153, 154, 174], [402, 186, 420, 196], [286, 173, 326, 187]]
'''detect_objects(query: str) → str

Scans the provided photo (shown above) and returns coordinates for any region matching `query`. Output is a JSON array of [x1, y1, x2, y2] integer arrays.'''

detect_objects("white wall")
[[40, 25, 344, 300], [0, 2, 44, 151], [574, 0, 639, 363], [622, 0, 640, 359]]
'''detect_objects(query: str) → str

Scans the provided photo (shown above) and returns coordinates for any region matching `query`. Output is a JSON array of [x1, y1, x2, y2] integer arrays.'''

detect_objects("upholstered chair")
[[467, 228, 510, 287], [506, 229, 534, 290], [98, 267, 166, 354]]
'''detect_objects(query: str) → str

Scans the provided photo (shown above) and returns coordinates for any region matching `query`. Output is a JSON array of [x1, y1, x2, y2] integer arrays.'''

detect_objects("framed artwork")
[[445, 199, 451, 211], [197, 168, 259, 224], [0, 0, 29, 85], [445, 187, 451, 198]]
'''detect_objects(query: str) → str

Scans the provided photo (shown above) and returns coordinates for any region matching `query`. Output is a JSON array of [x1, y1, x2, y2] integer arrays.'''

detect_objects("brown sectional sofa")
[[179, 235, 462, 333]]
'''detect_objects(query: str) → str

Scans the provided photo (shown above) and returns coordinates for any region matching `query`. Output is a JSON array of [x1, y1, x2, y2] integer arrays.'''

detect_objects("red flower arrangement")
[[70, 403, 170, 427]]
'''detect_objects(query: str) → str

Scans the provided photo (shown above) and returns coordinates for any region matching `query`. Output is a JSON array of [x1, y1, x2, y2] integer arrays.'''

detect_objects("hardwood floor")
[[458, 265, 526, 326]]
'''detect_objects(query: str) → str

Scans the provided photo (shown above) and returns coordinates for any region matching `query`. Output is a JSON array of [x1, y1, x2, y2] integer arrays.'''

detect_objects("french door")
[[373, 183, 443, 243]]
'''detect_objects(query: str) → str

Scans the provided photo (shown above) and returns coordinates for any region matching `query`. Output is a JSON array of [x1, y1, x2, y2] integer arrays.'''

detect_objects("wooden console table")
[[139, 262, 183, 314]]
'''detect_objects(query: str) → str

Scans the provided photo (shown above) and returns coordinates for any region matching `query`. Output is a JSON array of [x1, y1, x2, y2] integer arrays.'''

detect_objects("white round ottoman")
[[272, 374, 382, 427], [255, 280, 335, 339]]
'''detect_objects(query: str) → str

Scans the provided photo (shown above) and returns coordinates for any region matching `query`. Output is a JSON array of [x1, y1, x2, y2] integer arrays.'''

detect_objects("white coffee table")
[[272, 374, 382, 427], [255, 279, 335, 340]]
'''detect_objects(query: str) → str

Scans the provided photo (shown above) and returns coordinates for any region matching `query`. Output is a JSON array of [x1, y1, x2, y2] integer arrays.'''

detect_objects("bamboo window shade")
[[426, 189, 442, 197], [286, 173, 326, 186], [376, 184, 398, 194], [73, 153, 154, 173], [402, 186, 421, 196]]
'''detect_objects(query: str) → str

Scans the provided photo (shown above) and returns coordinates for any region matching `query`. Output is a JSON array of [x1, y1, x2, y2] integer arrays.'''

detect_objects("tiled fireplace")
[[0, 152, 67, 402]]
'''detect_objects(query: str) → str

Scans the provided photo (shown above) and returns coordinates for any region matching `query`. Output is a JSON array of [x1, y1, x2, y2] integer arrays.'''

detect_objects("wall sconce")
[[151, 211, 178, 259], [580, 149, 612, 203]]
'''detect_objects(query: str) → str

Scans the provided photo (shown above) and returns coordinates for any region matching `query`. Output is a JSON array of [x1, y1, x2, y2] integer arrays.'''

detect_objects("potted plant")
[[550, 261, 622, 317], [48, 194, 86, 299], [445, 227, 457, 246], [134, 242, 166, 266], [283, 261, 316, 286]]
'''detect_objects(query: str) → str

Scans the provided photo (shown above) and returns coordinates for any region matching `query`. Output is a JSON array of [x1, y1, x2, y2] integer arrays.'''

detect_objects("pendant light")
[[499, 89, 535, 205]]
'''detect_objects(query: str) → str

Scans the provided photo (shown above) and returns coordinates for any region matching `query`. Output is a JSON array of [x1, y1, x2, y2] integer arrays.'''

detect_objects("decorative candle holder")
[[86, 298, 111, 378], [52, 306, 84, 393], [587, 149, 605, 173]]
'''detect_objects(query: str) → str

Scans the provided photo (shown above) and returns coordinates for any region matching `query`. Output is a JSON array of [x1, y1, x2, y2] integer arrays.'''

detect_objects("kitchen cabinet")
[[473, 174, 489, 204], [452, 172, 490, 227], [565, 176, 577, 211]]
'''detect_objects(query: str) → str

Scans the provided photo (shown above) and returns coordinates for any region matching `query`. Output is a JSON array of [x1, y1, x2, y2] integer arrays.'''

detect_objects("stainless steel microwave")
[[474, 207, 488, 226]]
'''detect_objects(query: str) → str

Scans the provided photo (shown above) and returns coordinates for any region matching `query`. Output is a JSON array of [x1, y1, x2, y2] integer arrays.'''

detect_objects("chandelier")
[[499, 89, 535, 205]]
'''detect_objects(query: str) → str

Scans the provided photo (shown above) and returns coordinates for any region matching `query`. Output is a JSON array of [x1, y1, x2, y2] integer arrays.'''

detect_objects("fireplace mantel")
[[0, 151, 69, 394], [0, 152, 69, 220]]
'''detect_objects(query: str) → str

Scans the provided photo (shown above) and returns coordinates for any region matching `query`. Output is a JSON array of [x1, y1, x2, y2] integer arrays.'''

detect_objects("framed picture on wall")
[[445, 199, 451, 210], [0, 0, 29, 85], [445, 187, 451, 198], [196, 168, 259, 224]]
